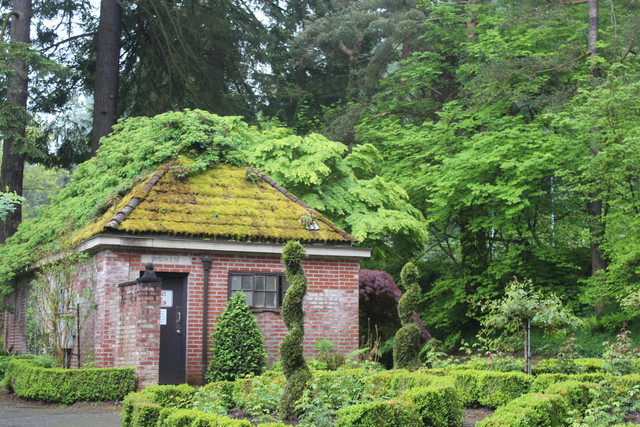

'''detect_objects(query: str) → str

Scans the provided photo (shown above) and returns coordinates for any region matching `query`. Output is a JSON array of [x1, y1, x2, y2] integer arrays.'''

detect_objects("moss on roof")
[[77, 163, 354, 243]]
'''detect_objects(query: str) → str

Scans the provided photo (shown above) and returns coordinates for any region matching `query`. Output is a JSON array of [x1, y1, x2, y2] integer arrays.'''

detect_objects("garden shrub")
[[141, 384, 195, 408], [5, 358, 136, 403], [393, 263, 422, 370], [278, 241, 312, 419], [530, 373, 608, 392], [234, 375, 283, 416], [156, 408, 252, 427], [477, 393, 570, 426], [544, 380, 593, 411], [402, 378, 463, 426], [195, 380, 236, 413], [122, 392, 162, 427], [314, 339, 345, 371], [366, 369, 438, 398], [296, 369, 376, 426], [533, 358, 607, 374], [206, 292, 266, 382], [451, 369, 532, 408], [335, 399, 423, 427]]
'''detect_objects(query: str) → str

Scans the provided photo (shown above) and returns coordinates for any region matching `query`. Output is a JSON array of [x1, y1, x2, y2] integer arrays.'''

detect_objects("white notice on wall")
[[161, 290, 173, 307], [160, 309, 167, 326]]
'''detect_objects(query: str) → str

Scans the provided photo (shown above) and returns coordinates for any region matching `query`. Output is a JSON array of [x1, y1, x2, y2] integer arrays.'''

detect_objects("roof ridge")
[[258, 172, 358, 243], [106, 163, 172, 229]]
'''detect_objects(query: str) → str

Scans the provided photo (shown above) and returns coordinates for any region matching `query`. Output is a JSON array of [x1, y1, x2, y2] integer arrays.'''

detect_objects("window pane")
[[243, 291, 253, 306], [255, 276, 265, 291], [255, 292, 265, 307], [231, 276, 242, 291], [242, 276, 253, 290], [266, 276, 277, 291], [265, 292, 276, 308], [282, 276, 289, 294]]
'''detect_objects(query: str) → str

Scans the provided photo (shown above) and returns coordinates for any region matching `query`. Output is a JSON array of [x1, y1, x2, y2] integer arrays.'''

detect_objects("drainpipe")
[[201, 255, 212, 384]]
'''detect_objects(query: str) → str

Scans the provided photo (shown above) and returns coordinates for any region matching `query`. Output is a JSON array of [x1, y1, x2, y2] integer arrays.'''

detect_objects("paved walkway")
[[0, 391, 121, 427]]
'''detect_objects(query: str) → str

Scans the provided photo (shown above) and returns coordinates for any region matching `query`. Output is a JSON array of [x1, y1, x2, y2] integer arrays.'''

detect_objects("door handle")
[[175, 306, 182, 334]]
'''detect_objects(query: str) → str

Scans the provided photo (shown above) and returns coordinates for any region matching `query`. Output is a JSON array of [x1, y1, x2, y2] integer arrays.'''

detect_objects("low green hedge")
[[156, 408, 251, 426], [477, 392, 570, 426], [530, 373, 608, 392], [451, 369, 532, 408], [533, 358, 607, 374], [335, 399, 423, 427], [401, 378, 463, 426], [122, 384, 254, 427], [366, 370, 438, 398], [5, 358, 136, 403], [478, 380, 596, 426]]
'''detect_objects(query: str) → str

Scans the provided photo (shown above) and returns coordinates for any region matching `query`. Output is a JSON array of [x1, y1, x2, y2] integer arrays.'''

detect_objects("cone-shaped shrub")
[[393, 262, 422, 370], [279, 241, 311, 419], [207, 293, 266, 382]]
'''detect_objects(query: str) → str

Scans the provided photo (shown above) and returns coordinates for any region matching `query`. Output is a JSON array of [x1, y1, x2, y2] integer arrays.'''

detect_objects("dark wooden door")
[[158, 273, 187, 384]]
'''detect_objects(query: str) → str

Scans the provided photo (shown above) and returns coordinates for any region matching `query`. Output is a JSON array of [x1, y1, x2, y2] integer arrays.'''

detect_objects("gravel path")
[[0, 391, 121, 427]]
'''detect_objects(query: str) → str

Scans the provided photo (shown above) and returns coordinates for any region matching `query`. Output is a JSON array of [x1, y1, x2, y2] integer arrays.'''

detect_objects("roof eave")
[[77, 233, 371, 260]]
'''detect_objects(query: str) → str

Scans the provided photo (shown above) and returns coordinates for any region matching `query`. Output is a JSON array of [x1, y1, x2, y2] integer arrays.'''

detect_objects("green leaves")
[[480, 278, 581, 335], [207, 293, 266, 382]]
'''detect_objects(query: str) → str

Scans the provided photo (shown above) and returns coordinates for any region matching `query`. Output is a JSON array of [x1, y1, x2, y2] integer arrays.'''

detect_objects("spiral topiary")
[[393, 262, 422, 370], [278, 241, 311, 419]]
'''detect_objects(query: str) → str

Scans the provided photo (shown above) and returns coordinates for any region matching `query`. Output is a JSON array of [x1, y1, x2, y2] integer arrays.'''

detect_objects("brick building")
[[3, 163, 369, 387]]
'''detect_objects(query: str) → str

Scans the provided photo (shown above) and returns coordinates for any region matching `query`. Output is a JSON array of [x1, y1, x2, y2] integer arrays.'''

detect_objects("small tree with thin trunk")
[[479, 278, 580, 375]]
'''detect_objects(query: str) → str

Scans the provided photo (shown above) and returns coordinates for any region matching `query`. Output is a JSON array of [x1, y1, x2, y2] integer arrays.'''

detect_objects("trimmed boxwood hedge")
[[335, 399, 423, 427], [477, 392, 570, 426], [122, 384, 253, 427], [5, 358, 137, 403], [401, 378, 463, 426], [451, 369, 532, 408]]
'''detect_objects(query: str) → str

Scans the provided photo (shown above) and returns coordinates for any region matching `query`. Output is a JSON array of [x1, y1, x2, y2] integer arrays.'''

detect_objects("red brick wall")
[[74, 248, 360, 386]]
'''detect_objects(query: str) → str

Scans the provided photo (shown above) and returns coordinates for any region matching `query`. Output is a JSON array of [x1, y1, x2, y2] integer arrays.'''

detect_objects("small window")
[[229, 272, 289, 309]]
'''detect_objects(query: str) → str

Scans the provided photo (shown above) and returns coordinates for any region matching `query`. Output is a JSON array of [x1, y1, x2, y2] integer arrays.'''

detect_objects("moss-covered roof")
[[77, 163, 356, 243]]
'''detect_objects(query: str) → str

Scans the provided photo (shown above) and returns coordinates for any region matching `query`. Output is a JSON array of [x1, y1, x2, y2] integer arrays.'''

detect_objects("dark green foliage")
[[335, 399, 423, 427], [393, 262, 422, 370], [401, 379, 463, 427], [279, 240, 311, 418], [207, 293, 266, 382], [5, 358, 136, 404]]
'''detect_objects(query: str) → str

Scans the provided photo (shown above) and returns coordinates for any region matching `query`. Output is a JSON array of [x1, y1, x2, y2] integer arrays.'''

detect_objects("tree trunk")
[[523, 318, 531, 375], [90, 0, 123, 155], [0, 0, 31, 243], [587, 0, 606, 282]]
